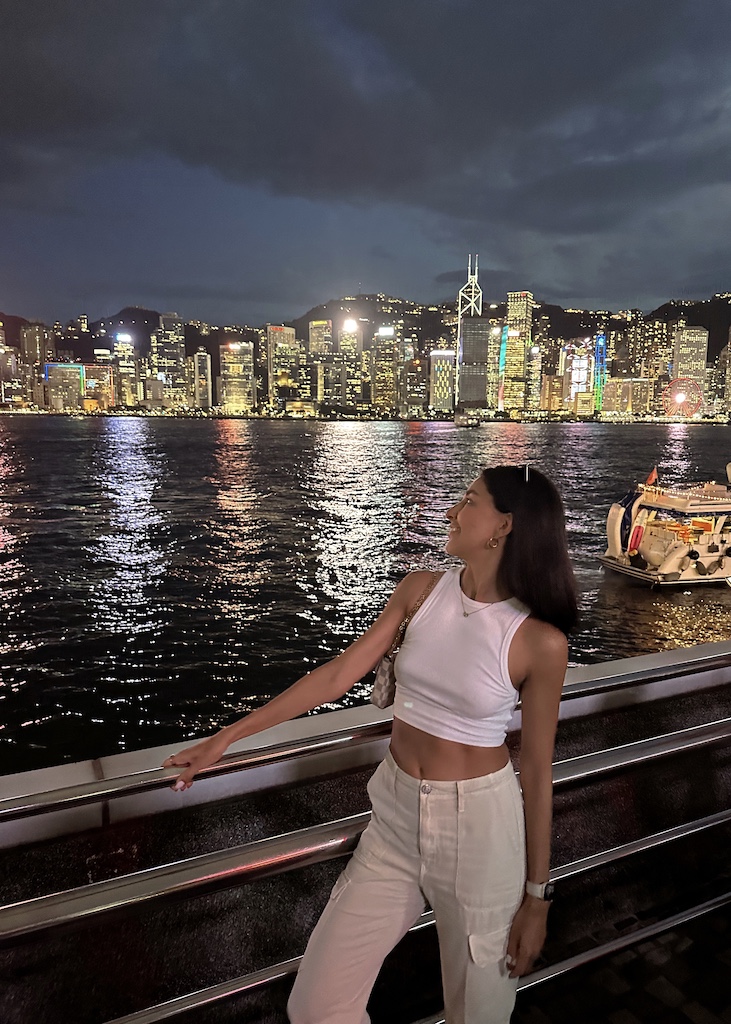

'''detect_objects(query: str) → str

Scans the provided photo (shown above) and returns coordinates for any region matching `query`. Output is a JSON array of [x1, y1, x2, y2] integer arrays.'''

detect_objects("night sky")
[[2, 0, 731, 327]]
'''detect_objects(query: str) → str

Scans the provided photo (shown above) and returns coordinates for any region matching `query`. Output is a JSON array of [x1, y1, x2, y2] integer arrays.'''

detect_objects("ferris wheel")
[[662, 377, 703, 417]]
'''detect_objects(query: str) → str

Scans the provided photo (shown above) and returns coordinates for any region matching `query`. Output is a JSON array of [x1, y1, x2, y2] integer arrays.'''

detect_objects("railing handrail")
[[2, 642, 730, 824], [551, 805, 731, 881], [552, 717, 731, 784], [0, 814, 369, 946], [0, 720, 389, 825], [560, 642, 731, 699], [101, 889, 731, 1024], [2, 716, 729, 945]]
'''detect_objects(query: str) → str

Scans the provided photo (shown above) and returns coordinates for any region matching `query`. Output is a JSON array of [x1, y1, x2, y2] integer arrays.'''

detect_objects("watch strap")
[[525, 880, 553, 900]]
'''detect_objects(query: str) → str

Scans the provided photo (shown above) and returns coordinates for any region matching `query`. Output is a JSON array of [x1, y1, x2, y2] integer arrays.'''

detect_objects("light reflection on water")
[[209, 419, 267, 615], [0, 428, 23, 612], [0, 417, 730, 772], [86, 418, 167, 633], [309, 423, 408, 620]]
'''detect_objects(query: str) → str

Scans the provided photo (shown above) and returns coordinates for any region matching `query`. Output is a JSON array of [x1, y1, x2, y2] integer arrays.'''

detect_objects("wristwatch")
[[525, 880, 555, 901]]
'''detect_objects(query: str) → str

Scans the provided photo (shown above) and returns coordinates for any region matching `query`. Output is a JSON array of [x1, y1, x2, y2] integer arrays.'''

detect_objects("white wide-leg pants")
[[288, 749, 526, 1024]]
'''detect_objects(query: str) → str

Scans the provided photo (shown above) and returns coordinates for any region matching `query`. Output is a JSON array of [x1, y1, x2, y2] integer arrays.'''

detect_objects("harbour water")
[[1, 416, 730, 774]]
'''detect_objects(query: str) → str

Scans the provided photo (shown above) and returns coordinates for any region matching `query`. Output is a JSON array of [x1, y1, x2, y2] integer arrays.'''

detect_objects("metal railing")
[[2, 642, 730, 827], [0, 815, 368, 945], [412, 890, 731, 1024], [0, 720, 389, 825], [559, 640, 731, 700], [2, 716, 729, 946], [101, 889, 731, 1024], [552, 717, 731, 784]]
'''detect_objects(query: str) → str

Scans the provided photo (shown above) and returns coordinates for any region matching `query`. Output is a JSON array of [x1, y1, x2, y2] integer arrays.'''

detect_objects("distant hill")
[[290, 293, 454, 349], [535, 303, 611, 341], [646, 296, 731, 363], [89, 307, 162, 357], [0, 312, 30, 348]]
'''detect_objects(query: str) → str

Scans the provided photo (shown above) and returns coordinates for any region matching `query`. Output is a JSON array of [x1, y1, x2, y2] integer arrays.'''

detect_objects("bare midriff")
[[390, 717, 510, 781]]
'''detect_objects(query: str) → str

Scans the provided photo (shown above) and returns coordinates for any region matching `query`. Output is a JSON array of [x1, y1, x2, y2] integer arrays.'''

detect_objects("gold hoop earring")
[[486, 537, 499, 549]]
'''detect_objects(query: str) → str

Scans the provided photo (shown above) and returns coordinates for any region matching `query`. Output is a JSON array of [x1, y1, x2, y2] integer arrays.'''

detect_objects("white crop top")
[[393, 567, 530, 747]]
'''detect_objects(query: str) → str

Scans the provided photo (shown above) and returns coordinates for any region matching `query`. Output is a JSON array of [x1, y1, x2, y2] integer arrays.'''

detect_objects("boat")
[[600, 465, 731, 586], [454, 412, 479, 428]]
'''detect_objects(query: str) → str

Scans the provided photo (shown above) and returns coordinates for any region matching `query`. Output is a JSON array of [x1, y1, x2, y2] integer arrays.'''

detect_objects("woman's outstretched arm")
[[163, 570, 434, 790]]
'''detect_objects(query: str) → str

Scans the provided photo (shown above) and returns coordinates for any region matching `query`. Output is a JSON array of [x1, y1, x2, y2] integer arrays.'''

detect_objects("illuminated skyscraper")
[[503, 291, 534, 412], [643, 319, 672, 379], [624, 310, 646, 376], [338, 320, 363, 406], [672, 325, 708, 394], [525, 345, 542, 411], [266, 325, 300, 407], [150, 313, 187, 408], [539, 375, 565, 413], [706, 345, 728, 416], [0, 339, 24, 406], [485, 321, 503, 409], [429, 350, 455, 412], [372, 326, 398, 411], [44, 364, 84, 411], [399, 356, 427, 418], [20, 322, 53, 367], [308, 320, 332, 356], [532, 310, 554, 372], [82, 365, 115, 411], [192, 347, 213, 409], [558, 338, 595, 410], [458, 318, 491, 408], [113, 333, 140, 407], [455, 255, 483, 409], [338, 321, 361, 358], [593, 333, 608, 412], [220, 342, 256, 413]]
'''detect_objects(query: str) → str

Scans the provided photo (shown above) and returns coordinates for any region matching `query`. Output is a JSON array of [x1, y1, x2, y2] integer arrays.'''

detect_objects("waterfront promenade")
[[1, 642, 729, 1024]]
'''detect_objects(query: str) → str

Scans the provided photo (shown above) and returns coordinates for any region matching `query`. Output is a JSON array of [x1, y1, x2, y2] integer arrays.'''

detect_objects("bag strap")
[[386, 571, 441, 659]]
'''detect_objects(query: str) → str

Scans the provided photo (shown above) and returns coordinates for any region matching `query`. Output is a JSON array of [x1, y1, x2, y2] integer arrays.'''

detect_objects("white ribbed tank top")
[[393, 567, 530, 747]]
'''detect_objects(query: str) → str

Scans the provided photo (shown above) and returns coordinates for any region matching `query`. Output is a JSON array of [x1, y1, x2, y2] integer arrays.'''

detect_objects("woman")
[[165, 465, 577, 1024]]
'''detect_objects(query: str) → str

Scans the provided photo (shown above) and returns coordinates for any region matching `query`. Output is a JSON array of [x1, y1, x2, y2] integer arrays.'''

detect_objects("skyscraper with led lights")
[[503, 291, 534, 413]]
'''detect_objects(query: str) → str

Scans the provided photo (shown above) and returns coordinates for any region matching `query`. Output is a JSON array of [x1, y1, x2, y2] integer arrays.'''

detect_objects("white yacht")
[[600, 465, 731, 585]]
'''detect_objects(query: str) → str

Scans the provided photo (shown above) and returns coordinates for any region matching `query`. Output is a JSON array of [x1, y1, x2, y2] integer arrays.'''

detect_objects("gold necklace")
[[458, 587, 494, 618]]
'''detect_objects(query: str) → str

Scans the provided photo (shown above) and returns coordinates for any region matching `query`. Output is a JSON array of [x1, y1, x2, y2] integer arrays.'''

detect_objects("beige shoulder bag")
[[370, 571, 441, 709]]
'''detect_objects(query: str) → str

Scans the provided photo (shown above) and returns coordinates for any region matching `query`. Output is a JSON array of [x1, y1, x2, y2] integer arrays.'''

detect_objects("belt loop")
[[457, 782, 464, 813]]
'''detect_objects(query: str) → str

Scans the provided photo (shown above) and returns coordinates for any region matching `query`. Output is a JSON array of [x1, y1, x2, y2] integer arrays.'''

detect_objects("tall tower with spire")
[[456, 255, 490, 410], [458, 255, 483, 320]]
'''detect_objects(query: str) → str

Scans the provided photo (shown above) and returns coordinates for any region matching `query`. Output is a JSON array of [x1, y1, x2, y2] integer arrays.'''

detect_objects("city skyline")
[[2, 2, 731, 327], [2, 270, 730, 419], [3, 277, 731, 344]]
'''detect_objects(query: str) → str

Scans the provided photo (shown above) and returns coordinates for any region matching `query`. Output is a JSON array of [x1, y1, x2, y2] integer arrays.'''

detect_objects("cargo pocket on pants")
[[464, 904, 513, 976], [468, 928, 508, 967]]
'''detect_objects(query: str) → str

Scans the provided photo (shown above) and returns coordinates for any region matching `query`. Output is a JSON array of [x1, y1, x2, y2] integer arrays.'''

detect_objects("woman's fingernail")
[[173, 780, 186, 792]]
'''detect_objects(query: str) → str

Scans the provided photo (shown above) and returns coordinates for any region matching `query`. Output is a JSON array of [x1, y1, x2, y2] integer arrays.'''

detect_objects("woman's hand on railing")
[[163, 731, 231, 791], [506, 895, 549, 977]]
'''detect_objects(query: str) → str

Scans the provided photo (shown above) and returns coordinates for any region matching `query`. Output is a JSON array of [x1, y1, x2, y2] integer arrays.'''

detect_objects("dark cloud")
[[435, 267, 542, 304], [107, 278, 319, 312], [435, 270, 469, 285], [2, 0, 731, 318], [121, 283, 255, 304]]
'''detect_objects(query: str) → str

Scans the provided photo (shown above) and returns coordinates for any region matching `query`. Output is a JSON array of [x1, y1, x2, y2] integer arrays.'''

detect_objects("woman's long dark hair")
[[482, 465, 578, 635]]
